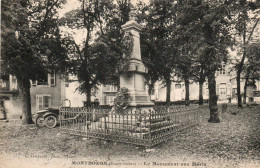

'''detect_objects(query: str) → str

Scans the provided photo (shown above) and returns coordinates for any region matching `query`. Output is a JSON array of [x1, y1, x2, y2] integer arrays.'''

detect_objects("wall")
[[30, 73, 63, 114], [64, 75, 103, 107], [215, 74, 232, 100], [153, 80, 203, 102], [3, 96, 22, 119], [0, 75, 22, 119], [65, 80, 86, 107]]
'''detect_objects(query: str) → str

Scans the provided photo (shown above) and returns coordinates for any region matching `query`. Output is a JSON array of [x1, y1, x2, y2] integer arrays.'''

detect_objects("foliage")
[[96, 0, 132, 86], [245, 42, 260, 81], [60, 0, 132, 104], [113, 87, 130, 113], [138, 0, 178, 101], [171, 0, 235, 122], [60, 0, 114, 104], [1, 0, 67, 124], [232, 0, 260, 107]]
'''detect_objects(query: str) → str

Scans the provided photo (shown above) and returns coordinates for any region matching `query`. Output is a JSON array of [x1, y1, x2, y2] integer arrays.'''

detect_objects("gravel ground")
[[0, 105, 259, 168]]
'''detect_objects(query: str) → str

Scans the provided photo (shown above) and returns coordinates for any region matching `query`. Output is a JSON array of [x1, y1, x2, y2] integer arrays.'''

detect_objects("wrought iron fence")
[[59, 105, 199, 147]]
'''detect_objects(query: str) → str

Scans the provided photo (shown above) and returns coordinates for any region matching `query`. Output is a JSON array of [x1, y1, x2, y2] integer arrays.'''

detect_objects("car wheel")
[[44, 115, 57, 128], [36, 116, 45, 127]]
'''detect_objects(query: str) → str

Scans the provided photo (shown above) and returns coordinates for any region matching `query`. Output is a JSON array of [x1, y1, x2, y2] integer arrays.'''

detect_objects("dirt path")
[[0, 105, 259, 168]]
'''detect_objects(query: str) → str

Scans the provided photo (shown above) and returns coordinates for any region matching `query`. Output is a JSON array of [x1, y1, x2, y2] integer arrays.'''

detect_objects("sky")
[[58, 0, 259, 47], [57, 0, 148, 45], [58, 0, 80, 18], [58, 0, 147, 17]]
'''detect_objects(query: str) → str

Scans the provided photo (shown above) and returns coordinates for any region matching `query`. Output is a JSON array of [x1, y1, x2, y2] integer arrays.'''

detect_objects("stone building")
[[0, 71, 67, 119]]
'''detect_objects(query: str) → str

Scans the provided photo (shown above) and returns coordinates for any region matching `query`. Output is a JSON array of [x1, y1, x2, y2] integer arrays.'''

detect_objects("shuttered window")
[[36, 95, 51, 110], [48, 70, 56, 86]]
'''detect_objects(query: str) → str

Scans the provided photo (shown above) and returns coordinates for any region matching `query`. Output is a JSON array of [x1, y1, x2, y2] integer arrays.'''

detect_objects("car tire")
[[35, 116, 45, 127], [44, 115, 57, 128]]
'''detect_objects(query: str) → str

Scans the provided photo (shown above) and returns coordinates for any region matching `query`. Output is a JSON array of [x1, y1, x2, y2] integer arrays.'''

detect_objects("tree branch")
[[246, 18, 259, 44], [72, 41, 83, 61]]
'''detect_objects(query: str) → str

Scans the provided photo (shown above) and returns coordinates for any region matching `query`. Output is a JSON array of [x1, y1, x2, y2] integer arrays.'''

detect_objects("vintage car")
[[34, 99, 71, 128]]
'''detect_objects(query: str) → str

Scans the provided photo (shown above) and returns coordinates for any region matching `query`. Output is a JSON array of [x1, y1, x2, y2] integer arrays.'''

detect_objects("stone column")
[[120, 7, 154, 107]]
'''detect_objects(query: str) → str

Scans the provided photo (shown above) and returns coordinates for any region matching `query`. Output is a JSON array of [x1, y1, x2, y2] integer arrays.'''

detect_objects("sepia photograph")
[[0, 0, 259, 167]]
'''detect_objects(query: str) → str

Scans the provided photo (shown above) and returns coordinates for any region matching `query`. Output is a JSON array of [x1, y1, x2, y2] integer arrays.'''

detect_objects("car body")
[[34, 108, 59, 128]]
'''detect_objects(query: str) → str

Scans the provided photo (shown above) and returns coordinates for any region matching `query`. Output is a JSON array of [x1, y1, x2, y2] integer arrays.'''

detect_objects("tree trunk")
[[236, 21, 247, 108], [86, 86, 91, 107], [166, 78, 171, 105], [237, 71, 243, 107], [184, 78, 190, 106], [116, 76, 120, 91], [199, 80, 204, 105], [17, 76, 33, 124], [243, 76, 248, 104], [207, 71, 220, 123], [0, 100, 7, 119]]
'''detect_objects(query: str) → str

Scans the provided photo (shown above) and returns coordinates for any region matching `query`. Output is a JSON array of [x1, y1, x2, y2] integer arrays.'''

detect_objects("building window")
[[36, 95, 51, 110], [219, 65, 226, 75], [104, 85, 117, 92], [65, 77, 69, 87], [109, 85, 117, 92], [106, 96, 115, 105], [219, 83, 226, 95], [37, 72, 48, 85], [175, 84, 181, 89], [48, 70, 55, 86], [31, 80, 37, 86], [220, 88, 226, 95], [31, 71, 56, 87]]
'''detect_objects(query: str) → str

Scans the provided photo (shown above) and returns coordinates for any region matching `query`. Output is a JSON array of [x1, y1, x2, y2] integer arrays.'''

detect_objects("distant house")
[[215, 64, 233, 100], [30, 70, 66, 113], [0, 72, 118, 119], [0, 75, 20, 119], [1, 62, 259, 119], [101, 85, 118, 105], [230, 72, 260, 103], [152, 63, 260, 103], [64, 75, 118, 106], [0, 70, 67, 119], [65, 62, 259, 105]]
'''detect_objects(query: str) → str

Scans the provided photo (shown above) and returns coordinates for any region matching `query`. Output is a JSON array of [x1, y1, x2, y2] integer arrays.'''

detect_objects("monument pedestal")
[[120, 7, 154, 110]]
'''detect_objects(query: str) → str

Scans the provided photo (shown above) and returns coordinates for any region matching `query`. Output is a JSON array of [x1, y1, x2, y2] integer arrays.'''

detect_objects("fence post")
[[104, 111, 107, 135], [149, 109, 152, 148], [85, 107, 88, 134]]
